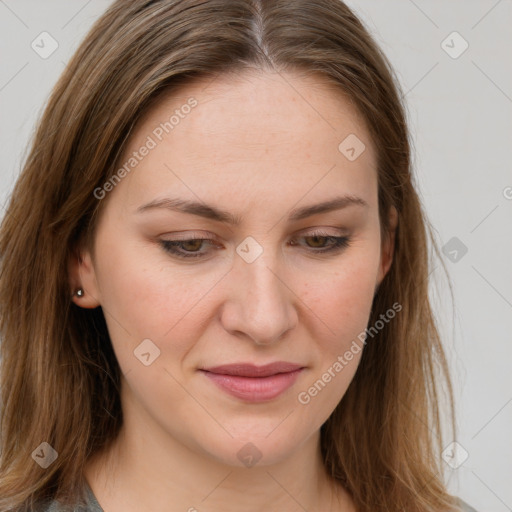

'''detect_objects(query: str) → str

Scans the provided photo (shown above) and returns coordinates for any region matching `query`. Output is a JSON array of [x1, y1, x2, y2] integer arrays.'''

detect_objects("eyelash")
[[159, 231, 351, 259]]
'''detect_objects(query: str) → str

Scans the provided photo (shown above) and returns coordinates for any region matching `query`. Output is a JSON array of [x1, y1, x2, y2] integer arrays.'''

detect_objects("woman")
[[0, 0, 478, 511]]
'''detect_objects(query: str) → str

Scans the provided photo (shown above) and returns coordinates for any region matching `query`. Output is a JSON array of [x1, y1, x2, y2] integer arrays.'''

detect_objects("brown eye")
[[291, 231, 351, 254], [179, 239, 204, 252], [160, 238, 218, 259], [304, 235, 331, 248]]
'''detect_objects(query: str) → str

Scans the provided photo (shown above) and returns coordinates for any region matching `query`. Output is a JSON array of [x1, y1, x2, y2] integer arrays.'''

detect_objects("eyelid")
[[160, 231, 218, 242], [160, 227, 348, 239]]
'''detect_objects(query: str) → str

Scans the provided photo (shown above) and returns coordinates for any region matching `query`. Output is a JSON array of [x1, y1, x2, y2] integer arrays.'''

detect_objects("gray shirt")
[[41, 481, 479, 511], [42, 481, 102, 512]]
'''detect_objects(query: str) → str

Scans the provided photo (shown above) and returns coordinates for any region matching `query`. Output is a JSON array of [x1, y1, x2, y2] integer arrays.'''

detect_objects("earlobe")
[[68, 247, 101, 309], [377, 205, 398, 287]]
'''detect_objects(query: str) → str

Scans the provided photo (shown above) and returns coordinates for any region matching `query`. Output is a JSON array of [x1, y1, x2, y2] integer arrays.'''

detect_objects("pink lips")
[[200, 362, 304, 402]]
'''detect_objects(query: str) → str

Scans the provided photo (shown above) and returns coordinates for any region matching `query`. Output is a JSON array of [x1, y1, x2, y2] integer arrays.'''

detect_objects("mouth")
[[199, 362, 305, 402]]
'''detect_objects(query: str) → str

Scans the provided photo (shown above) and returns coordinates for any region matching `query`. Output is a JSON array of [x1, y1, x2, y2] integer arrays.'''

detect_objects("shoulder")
[[457, 497, 479, 512], [33, 482, 103, 512], [33, 500, 97, 512], [33, 501, 86, 512]]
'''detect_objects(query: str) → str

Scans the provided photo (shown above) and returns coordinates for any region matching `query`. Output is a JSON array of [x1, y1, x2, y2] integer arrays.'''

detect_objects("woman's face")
[[73, 69, 395, 467]]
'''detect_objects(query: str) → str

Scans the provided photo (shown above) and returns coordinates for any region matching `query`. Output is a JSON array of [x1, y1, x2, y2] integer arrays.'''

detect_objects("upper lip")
[[201, 362, 304, 377]]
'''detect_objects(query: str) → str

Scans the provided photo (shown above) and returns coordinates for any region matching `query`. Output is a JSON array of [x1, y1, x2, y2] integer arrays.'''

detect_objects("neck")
[[85, 423, 351, 511]]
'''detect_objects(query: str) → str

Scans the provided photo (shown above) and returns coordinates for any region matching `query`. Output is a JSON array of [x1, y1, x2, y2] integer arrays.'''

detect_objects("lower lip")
[[200, 369, 304, 402]]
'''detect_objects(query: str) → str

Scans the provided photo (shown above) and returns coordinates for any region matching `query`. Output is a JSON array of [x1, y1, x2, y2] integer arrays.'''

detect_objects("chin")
[[189, 423, 310, 469]]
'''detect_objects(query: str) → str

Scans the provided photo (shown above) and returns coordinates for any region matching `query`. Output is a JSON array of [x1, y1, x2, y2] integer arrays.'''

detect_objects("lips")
[[199, 362, 305, 402], [203, 362, 303, 377]]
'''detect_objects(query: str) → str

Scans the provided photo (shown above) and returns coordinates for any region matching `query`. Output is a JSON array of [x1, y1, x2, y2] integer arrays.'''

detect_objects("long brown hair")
[[0, 1, 462, 510]]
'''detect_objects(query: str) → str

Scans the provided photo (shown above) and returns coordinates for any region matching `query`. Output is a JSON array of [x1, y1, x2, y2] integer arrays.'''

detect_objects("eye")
[[291, 231, 351, 253], [159, 230, 351, 259], [159, 236, 218, 259]]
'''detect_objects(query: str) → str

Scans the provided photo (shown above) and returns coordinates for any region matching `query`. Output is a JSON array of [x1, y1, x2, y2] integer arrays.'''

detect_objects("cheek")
[[302, 250, 380, 346], [92, 233, 222, 369], [291, 254, 378, 417]]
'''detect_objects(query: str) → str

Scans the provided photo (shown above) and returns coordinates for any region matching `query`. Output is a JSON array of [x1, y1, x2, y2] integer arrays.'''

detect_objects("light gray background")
[[1, 1, 511, 510]]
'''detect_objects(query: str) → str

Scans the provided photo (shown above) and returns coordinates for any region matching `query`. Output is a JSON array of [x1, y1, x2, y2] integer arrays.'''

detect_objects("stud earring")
[[75, 288, 84, 297]]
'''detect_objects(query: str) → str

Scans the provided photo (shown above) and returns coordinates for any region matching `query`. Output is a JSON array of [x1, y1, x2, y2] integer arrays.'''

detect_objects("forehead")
[[135, 68, 373, 152], [111, 68, 378, 214]]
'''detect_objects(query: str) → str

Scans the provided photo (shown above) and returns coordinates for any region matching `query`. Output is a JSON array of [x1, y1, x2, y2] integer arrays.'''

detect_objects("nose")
[[219, 247, 298, 346]]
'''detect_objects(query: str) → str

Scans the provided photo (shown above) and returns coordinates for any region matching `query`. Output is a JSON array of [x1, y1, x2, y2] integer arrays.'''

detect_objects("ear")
[[376, 205, 398, 288], [68, 244, 101, 309]]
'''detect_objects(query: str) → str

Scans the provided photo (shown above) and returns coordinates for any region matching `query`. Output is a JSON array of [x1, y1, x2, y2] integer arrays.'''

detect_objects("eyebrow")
[[135, 194, 368, 225]]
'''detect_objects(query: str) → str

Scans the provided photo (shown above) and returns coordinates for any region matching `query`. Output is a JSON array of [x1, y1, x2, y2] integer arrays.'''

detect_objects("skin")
[[70, 68, 397, 512]]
